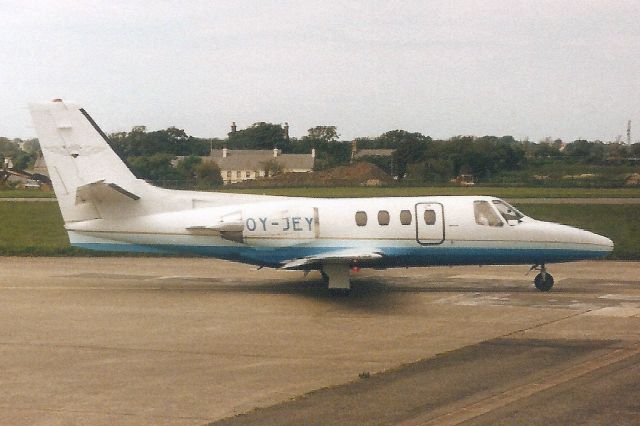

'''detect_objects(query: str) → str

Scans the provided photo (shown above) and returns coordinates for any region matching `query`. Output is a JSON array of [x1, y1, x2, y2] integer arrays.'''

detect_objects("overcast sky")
[[1, 0, 639, 142]]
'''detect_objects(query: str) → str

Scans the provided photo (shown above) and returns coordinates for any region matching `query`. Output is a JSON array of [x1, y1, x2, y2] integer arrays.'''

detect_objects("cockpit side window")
[[473, 200, 503, 227], [492, 200, 524, 222]]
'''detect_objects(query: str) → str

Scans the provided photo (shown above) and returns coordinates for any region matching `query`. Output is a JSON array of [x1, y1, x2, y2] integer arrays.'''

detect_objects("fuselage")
[[28, 100, 615, 293], [66, 195, 614, 269]]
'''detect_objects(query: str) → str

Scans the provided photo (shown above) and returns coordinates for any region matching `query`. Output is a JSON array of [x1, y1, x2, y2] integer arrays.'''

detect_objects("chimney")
[[222, 146, 228, 158], [311, 148, 316, 158], [284, 122, 289, 140], [231, 122, 237, 133], [273, 148, 279, 158]]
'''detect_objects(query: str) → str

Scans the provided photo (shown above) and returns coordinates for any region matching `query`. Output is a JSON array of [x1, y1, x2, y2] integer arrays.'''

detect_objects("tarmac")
[[0, 257, 638, 425]]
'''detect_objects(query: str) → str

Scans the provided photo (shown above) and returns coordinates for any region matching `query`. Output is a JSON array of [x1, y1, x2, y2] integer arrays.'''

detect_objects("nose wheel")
[[529, 264, 554, 292]]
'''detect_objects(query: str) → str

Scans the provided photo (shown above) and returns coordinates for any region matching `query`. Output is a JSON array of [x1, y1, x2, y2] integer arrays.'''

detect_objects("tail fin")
[[29, 100, 143, 223]]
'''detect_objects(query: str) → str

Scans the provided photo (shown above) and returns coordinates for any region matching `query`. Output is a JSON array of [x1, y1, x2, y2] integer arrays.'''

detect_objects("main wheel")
[[534, 273, 554, 291]]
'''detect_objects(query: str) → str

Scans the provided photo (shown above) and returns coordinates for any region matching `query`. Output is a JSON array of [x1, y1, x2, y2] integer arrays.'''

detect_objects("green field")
[[516, 204, 639, 260], [0, 201, 637, 260], [0, 202, 77, 255], [3, 186, 640, 199], [0, 190, 55, 198]]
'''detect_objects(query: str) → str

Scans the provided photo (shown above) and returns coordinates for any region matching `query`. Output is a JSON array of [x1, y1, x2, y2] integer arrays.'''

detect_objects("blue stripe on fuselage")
[[72, 242, 609, 268]]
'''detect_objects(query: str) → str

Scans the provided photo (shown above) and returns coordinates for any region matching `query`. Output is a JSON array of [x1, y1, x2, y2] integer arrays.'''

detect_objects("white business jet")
[[29, 100, 613, 294]]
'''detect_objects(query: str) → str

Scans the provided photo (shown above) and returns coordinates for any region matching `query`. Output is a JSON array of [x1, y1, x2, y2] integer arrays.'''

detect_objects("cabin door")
[[415, 203, 445, 245]]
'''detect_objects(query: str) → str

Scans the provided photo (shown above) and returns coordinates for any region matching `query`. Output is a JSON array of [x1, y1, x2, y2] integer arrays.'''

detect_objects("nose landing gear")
[[529, 264, 554, 292]]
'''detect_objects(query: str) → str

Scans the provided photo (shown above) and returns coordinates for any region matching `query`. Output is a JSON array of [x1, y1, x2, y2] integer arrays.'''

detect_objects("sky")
[[1, 0, 639, 142]]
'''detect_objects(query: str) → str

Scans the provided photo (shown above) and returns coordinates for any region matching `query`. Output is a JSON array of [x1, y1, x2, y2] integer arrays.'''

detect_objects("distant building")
[[31, 154, 49, 177], [175, 148, 316, 185], [1, 156, 50, 190], [350, 140, 393, 161]]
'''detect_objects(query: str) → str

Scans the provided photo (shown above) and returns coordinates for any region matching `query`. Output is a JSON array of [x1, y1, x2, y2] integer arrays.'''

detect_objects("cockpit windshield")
[[492, 200, 524, 222], [473, 201, 503, 226]]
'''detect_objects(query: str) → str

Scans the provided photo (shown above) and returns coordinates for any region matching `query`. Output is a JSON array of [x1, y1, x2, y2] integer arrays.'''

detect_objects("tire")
[[534, 273, 554, 292]]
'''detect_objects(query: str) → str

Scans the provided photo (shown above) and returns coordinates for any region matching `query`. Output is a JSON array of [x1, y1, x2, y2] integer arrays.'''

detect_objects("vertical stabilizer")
[[29, 100, 143, 223]]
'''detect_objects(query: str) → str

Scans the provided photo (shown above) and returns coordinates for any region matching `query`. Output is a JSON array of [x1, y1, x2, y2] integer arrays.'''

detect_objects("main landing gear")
[[321, 264, 352, 296], [529, 264, 554, 292]]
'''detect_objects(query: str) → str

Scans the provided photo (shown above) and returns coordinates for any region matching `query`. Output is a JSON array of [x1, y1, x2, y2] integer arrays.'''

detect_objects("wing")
[[280, 248, 384, 269], [186, 213, 245, 243], [186, 221, 244, 233]]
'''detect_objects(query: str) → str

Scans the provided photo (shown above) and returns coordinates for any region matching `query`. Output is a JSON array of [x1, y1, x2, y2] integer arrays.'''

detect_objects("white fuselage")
[[65, 195, 613, 269], [28, 100, 613, 277]]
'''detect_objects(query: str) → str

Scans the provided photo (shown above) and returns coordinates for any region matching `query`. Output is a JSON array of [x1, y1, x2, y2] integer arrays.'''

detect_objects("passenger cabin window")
[[378, 210, 390, 226], [400, 210, 412, 225], [492, 200, 524, 222], [355, 211, 368, 226], [423, 209, 436, 225], [474, 201, 503, 227]]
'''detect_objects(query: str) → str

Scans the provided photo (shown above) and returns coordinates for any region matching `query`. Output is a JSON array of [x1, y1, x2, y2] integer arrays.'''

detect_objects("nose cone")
[[537, 221, 614, 261], [587, 231, 614, 252], [565, 224, 614, 258]]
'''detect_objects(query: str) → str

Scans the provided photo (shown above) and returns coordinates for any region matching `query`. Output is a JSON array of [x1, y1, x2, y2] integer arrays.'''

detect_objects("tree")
[[532, 142, 562, 159], [228, 122, 288, 150], [11, 151, 34, 170], [0, 137, 36, 170], [127, 153, 180, 183], [195, 161, 223, 189], [0, 137, 21, 161], [311, 142, 351, 171], [175, 155, 202, 181], [21, 139, 40, 154], [306, 126, 339, 143], [385, 130, 430, 179], [564, 140, 605, 164], [108, 128, 210, 158]]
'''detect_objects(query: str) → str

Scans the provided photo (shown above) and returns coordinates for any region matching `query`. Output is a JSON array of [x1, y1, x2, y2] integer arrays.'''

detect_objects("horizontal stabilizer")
[[280, 248, 383, 269], [76, 180, 140, 205]]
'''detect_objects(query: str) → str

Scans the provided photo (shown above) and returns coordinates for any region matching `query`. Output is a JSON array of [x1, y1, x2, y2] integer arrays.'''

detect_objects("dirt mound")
[[231, 161, 393, 188], [625, 173, 640, 186]]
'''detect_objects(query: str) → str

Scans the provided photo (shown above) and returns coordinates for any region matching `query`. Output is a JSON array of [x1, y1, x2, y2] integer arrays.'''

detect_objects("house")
[[175, 148, 316, 185], [350, 140, 394, 161]]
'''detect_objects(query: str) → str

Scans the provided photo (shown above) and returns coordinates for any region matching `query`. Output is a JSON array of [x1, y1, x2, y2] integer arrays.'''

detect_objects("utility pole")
[[627, 120, 632, 145]]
